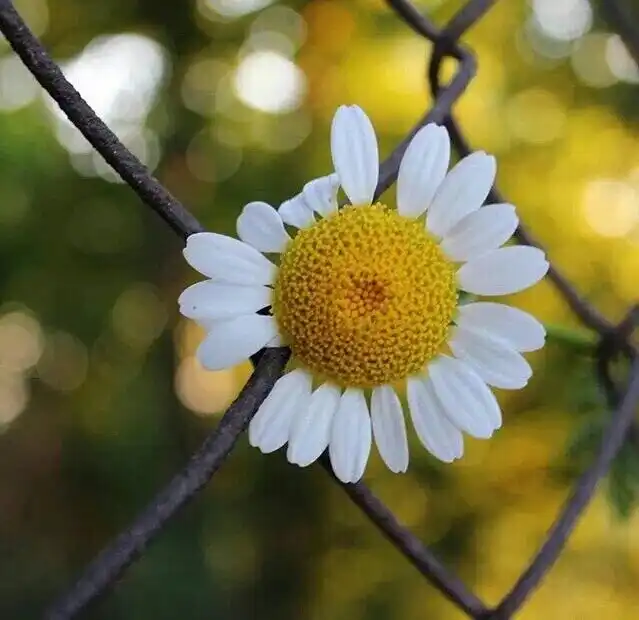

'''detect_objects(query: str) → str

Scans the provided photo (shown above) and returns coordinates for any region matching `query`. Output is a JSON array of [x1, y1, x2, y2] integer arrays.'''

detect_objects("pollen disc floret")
[[273, 204, 457, 387], [179, 103, 550, 484]]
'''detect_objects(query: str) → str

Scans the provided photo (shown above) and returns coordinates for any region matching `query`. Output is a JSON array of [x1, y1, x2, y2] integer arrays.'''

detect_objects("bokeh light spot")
[[0, 310, 44, 373], [182, 58, 231, 116], [531, 0, 592, 42], [0, 0, 49, 45], [175, 356, 249, 416], [249, 6, 307, 54], [45, 34, 166, 178], [0, 373, 29, 429], [0, 55, 38, 111], [605, 35, 639, 84], [251, 110, 311, 153], [233, 50, 306, 114], [507, 88, 566, 144], [186, 129, 243, 183], [572, 33, 618, 88], [111, 284, 167, 350], [582, 179, 639, 238], [200, 0, 274, 20], [36, 331, 88, 393]]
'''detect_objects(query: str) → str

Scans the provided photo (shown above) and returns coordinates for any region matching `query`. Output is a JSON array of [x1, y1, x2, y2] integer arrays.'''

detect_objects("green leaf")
[[607, 436, 639, 519]]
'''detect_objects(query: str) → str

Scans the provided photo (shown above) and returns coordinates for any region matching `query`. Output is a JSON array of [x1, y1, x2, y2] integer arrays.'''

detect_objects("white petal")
[[183, 232, 276, 285], [287, 383, 341, 467], [194, 316, 216, 332], [178, 281, 271, 320], [426, 152, 496, 237], [330, 105, 378, 206], [248, 369, 312, 454], [440, 203, 518, 262], [406, 376, 464, 462], [457, 302, 546, 352], [197, 315, 279, 370], [428, 356, 501, 437], [265, 332, 286, 347], [301, 173, 340, 217], [458, 246, 549, 296], [328, 388, 372, 483], [371, 386, 409, 473], [397, 124, 451, 218], [278, 195, 315, 229], [449, 325, 532, 390], [237, 201, 291, 253]]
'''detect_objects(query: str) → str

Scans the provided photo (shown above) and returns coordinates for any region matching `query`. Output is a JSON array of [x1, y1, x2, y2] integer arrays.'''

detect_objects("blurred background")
[[0, 0, 638, 618]]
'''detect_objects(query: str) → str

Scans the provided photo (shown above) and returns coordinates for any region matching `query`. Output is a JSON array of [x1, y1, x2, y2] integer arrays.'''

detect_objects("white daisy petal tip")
[[278, 195, 315, 229], [183, 232, 276, 286], [427, 150, 498, 238], [182, 233, 211, 269], [450, 438, 465, 460], [301, 173, 340, 217], [197, 315, 279, 371], [371, 386, 409, 474], [178, 280, 271, 321], [265, 332, 286, 348], [458, 246, 550, 297], [237, 201, 291, 253], [329, 388, 372, 483], [441, 202, 519, 262], [397, 122, 451, 218], [484, 152, 496, 170], [248, 369, 312, 454], [427, 356, 501, 439], [449, 324, 533, 391], [287, 382, 341, 467], [330, 105, 379, 207], [406, 375, 465, 463], [457, 302, 547, 352]]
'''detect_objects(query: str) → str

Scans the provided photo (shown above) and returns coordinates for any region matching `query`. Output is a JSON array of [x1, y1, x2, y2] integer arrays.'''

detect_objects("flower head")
[[179, 105, 549, 483]]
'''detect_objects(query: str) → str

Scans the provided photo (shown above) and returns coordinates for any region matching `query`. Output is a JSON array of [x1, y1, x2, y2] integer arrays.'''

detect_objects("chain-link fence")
[[0, 0, 637, 618]]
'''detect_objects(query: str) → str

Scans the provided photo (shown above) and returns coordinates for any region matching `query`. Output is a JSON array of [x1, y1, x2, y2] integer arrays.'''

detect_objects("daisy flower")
[[179, 105, 549, 483]]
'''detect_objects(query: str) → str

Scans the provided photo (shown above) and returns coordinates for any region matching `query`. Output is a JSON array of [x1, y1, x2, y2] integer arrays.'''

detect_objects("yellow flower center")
[[272, 204, 458, 388]]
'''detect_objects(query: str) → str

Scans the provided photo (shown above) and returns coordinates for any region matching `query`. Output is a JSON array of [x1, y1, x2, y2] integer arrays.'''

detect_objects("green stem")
[[545, 323, 598, 352]]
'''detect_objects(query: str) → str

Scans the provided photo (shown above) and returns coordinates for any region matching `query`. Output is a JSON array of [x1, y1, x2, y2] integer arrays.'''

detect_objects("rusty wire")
[[0, 0, 638, 618]]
